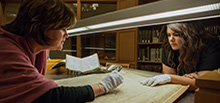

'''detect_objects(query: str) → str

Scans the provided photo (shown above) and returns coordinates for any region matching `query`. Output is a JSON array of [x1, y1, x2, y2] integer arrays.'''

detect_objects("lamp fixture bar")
[[67, 0, 220, 36]]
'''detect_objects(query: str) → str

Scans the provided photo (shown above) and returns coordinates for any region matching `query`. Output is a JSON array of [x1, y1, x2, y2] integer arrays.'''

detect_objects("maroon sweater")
[[0, 28, 58, 103]]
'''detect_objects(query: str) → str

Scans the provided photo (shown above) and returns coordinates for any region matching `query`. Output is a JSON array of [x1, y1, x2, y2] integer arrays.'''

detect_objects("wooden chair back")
[[105, 62, 130, 68]]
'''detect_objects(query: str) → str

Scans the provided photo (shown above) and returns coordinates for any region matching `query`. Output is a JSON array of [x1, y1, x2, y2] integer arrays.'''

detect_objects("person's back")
[[0, 27, 58, 103]]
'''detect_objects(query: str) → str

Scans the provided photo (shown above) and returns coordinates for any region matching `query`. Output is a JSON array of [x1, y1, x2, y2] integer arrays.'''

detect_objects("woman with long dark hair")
[[141, 21, 220, 90]]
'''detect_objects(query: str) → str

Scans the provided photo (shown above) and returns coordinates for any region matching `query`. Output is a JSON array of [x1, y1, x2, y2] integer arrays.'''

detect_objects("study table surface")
[[54, 68, 190, 103]]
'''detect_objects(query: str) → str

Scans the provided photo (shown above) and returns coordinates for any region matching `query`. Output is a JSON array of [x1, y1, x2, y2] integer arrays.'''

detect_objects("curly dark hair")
[[3, 0, 76, 46], [160, 21, 216, 74]]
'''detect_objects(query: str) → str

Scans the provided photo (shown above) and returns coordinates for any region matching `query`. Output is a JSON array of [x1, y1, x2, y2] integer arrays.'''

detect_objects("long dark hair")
[[3, 0, 76, 46], [160, 21, 216, 74]]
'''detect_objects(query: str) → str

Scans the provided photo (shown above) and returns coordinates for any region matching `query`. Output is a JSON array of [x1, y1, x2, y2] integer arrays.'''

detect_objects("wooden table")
[[54, 68, 189, 103], [195, 70, 220, 103]]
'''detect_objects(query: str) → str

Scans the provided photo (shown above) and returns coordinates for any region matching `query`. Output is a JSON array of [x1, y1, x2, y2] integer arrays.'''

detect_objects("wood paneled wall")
[[0, 1, 6, 26], [2, 0, 116, 3], [117, 0, 138, 10]]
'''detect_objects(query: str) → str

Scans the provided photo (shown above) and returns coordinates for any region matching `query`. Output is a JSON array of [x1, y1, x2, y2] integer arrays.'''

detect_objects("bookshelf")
[[49, 0, 117, 59], [137, 25, 164, 72], [81, 32, 117, 66], [78, 28, 138, 68], [202, 17, 220, 39]]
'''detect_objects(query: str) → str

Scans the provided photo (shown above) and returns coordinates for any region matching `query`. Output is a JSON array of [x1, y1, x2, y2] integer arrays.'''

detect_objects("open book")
[[65, 53, 100, 73]]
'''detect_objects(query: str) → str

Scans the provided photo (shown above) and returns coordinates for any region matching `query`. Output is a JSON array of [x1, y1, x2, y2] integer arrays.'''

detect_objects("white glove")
[[140, 74, 171, 86], [99, 70, 124, 93]]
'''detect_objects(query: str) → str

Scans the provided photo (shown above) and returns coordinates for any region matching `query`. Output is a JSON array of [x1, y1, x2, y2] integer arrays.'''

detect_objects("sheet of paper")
[[55, 69, 189, 103], [66, 55, 82, 71], [66, 53, 100, 72], [82, 53, 100, 72]]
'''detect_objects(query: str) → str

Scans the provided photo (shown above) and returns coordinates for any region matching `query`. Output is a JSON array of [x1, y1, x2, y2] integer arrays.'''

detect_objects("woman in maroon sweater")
[[0, 0, 123, 103]]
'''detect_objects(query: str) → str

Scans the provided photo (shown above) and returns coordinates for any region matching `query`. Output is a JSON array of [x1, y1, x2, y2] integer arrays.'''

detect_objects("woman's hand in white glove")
[[140, 74, 171, 86], [99, 70, 124, 93]]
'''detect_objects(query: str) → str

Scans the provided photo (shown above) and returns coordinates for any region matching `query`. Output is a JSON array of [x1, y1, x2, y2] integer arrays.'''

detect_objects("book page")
[[66, 54, 82, 71], [65, 53, 100, 72], [82, 53, 100, 72]]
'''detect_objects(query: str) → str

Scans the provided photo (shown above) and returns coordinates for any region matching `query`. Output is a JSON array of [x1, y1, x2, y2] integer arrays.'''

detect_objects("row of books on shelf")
[[205, 25, 220, 39], [138, 29, 161, 43], [138, 47, 162, 62], [205, 25, 220, 35], [138, 64, 162, 73]]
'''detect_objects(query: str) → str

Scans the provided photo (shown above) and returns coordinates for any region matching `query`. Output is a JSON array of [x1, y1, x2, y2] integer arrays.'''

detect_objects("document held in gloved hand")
[[65, 53, 100, 73]]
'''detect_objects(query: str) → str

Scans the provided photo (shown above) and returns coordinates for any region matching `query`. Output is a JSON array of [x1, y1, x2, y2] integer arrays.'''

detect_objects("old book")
[[66, 53, 100, 73]]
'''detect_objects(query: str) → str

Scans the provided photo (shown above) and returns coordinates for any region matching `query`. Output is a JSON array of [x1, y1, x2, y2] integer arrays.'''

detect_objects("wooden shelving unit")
[[138, 42, 162, 45], [3, 0, 219, 72], [138, 61, 162, 64]]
